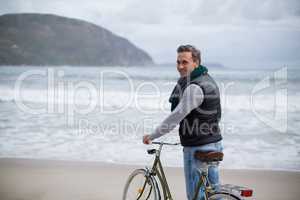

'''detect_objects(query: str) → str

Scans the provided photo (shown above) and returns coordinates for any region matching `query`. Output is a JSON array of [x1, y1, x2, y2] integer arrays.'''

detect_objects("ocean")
[[0, 65, 299, 171]]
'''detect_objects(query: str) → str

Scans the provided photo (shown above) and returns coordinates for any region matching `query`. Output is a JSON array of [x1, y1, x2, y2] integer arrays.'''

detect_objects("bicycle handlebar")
[[151, 141, 181, 146]]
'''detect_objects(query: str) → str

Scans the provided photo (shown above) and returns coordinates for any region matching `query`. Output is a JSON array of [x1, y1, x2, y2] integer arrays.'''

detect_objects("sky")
[[1, 0, 300, 68]]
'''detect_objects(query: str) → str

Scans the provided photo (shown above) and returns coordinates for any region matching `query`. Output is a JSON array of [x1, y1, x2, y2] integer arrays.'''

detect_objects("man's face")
[[176, 51, 198, 77]]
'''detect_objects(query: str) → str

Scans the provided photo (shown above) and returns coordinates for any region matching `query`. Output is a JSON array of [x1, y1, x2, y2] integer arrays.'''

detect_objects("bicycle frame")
[[149, 144, 173, 200], [124, 142, 252, 200], [146, 142, 213, 200], [193, 167, 213, 200]]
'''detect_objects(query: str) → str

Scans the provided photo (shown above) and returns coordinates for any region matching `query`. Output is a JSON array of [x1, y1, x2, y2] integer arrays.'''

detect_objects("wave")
[[0, 136, 299, 171], [1, 87, 299, 112]]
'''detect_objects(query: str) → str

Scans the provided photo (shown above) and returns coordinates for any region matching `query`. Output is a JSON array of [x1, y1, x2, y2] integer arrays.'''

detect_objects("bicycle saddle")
[[194, 151, 224, 162]]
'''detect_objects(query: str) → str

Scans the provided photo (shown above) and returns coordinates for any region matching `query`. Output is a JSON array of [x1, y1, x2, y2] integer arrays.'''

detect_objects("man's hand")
[[143, 134, 152, 145]]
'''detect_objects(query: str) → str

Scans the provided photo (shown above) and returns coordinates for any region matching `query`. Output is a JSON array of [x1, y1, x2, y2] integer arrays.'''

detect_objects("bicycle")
[[123, 141, 253, 200]]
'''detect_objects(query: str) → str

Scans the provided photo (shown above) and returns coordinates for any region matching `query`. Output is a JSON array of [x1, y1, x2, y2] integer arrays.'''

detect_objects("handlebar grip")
[[152, 141, 181, 145], [147, 149, 156, 154]]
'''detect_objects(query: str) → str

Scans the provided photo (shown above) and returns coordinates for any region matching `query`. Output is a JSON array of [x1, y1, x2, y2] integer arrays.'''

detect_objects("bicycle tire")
[[208, 192, 241, 200], [123, 169, 158, 200]]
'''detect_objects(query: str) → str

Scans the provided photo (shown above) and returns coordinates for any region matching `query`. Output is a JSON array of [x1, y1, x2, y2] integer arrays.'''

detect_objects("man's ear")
[[193, 61, 198, 68]]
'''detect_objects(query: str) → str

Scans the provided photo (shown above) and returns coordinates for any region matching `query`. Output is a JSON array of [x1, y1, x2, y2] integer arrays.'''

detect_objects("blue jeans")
[[183, 141, 223, 200]]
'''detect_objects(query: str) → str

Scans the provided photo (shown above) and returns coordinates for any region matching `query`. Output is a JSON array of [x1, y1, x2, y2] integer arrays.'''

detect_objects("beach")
[[0, 158, 299, 200], [0, 66, 299, 200], [1, 2, 300, 199]]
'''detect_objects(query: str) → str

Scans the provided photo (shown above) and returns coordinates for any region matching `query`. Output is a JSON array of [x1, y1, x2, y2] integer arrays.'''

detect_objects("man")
[[143, 45, 223, 200]]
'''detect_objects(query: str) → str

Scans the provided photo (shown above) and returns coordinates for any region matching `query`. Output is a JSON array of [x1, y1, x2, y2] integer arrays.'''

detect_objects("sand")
[[0, 158, 299, 200]]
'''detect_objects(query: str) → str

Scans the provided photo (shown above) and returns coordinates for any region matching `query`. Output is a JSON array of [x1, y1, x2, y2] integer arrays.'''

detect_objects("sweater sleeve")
[[149, 84, 204, 140]]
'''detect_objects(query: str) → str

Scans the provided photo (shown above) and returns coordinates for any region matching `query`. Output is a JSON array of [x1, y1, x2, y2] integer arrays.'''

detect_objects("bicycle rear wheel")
[[123, 169, 158, 200], [208, 192, 241, 200]]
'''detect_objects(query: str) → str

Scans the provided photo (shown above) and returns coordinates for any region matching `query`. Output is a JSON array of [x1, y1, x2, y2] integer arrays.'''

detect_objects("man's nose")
[[178, 64, 184, 69]]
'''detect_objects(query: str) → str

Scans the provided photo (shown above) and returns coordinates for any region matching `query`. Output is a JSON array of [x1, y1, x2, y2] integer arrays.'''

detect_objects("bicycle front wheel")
[[208, 192, 241, 200], [123, 169, 158, 200]]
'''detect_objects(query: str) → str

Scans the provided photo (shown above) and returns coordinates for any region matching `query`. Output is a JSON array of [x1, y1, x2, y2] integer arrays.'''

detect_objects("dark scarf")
[[169, 65, 208, 111]]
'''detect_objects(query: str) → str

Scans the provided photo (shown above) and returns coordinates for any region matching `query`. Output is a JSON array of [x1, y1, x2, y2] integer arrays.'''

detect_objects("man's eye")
[[177, 60, 188, 65]]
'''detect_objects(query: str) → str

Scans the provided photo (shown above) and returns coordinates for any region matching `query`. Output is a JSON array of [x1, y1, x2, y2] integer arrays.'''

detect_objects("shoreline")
[[0, 158, 300, 200], [1, 156, 299, 172]]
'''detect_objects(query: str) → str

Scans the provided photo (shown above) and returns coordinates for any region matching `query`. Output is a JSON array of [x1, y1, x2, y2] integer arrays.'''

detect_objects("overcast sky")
[[1, 0, 300, 67]]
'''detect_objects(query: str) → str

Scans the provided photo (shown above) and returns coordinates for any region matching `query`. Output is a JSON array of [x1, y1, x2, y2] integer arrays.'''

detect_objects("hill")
[[0, 13, 154, 66]]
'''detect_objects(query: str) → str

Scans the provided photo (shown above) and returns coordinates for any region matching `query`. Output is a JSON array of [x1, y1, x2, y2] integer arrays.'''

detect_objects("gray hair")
[[177, 44, 201, 64]]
